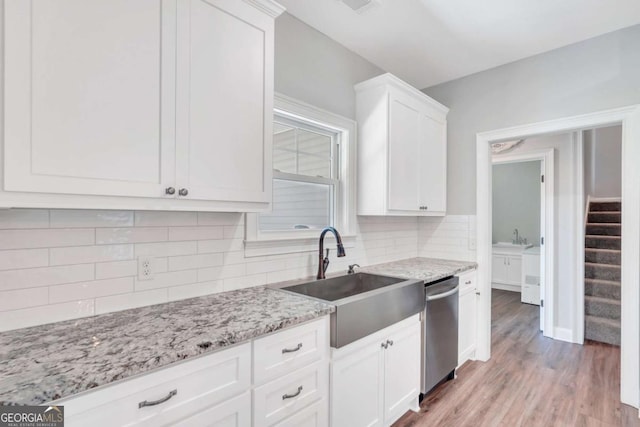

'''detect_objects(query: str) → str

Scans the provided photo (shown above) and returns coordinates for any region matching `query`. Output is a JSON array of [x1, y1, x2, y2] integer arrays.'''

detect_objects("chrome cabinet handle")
[[165, 187, 175, 195], [465, 280, 471, 284], [387, 339, 394, 347], [381, 341, 388, 349], [282, 343, 302, 354], [178, 188, 189, 196], [138, 389, 177, 408], [282, 386, 303, 400]]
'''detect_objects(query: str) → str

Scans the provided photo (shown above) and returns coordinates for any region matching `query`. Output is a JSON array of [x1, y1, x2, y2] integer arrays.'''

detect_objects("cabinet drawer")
[[179, 391, 251, 427], [457, 270, 476, 293], [61, 343, 251, 427], [253, 361, 328, 427], [274, 398, 328, 427], [253, 317, 328, 385]]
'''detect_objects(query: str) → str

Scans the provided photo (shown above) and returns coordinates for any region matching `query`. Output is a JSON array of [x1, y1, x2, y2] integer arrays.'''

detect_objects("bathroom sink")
[[493, 242, 533, 249], [276, 273, 424, 348]]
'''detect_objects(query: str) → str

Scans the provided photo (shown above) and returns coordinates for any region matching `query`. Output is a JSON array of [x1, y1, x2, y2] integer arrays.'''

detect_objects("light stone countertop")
[[0, 286, 333, 406], [0, 256, 475, 406]]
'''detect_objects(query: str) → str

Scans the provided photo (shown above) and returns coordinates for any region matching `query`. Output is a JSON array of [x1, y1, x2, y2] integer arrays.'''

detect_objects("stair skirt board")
[[584, 200, 621, 346]]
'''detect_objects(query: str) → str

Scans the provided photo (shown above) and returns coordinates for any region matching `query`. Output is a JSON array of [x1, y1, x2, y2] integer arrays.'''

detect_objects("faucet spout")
[[317, 227, 346, 280]]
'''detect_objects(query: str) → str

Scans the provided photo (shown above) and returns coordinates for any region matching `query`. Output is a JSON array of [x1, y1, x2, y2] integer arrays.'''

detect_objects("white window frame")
[[245, 93, 357, 256]]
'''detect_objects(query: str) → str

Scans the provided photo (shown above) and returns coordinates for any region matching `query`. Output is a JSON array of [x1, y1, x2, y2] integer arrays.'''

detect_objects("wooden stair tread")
[[585, 295, 621, 305], [584, 278, 621, 286], [584, 262, 621, 269], [585, 315, 620, 327]]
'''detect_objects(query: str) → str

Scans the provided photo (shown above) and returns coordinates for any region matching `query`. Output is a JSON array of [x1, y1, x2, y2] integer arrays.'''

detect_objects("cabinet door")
[[383, 320, 421, 425], [507, 256, 522, 285], [387, 91, 421, 212], [491, 255, 509, 284], [458, 287, 477, 365], [175, 0, 272, 204], [418, 113, 447, 213], [331, 342, 384, 427], [5, 0, 175, 198]]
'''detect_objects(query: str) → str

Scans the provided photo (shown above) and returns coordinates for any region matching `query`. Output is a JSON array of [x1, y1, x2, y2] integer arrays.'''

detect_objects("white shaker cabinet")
[[3, 0, 283, 212], [330, 314, 421, 427], [356, 73, 448, 216], [491, 253, 523, 290], [456, 270, 477, 366]]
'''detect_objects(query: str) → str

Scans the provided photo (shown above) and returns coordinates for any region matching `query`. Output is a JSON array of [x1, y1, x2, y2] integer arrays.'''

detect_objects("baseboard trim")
[[491, 283, 521, 293], [554, 327, 575, 343]]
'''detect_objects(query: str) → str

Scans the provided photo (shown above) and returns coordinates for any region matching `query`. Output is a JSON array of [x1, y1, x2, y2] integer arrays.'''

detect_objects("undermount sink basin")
[[276, 273, 424, 348], [493, 242, 533, 249]]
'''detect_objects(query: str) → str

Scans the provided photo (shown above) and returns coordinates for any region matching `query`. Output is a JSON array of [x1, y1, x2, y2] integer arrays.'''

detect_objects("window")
[[245, 94, 356, 255]]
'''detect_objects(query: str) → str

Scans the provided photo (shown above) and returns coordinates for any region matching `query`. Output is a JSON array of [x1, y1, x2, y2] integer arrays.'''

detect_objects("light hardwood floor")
[[394, 289, 639, 427]]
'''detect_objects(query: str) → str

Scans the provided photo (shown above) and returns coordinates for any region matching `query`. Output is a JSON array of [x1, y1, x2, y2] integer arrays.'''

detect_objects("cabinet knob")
[[381, 341, 388, 349], [387, 339, 394, 347], [165, 187, 175, 195], [178, 188, 189, 196]]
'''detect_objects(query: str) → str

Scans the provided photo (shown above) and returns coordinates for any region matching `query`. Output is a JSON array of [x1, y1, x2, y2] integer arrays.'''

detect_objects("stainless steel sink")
[[277, 273, 424, 348]]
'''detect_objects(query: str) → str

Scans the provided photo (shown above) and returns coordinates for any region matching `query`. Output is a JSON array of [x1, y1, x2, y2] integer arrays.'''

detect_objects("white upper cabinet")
[[356, 73, 448, 216], [3, 0, 283, 212]]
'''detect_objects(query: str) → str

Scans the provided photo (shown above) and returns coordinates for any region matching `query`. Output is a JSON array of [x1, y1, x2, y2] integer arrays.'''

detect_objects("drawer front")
[[457, 270, 476, 293], [274, 398, 328, 427], [179, 391, 251, 427], [61, 343, 251, 427], [253, 361, 328, 427], [253, 317, 328, 385]]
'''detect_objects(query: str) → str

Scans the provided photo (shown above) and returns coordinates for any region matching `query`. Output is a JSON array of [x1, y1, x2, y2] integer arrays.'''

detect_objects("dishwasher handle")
[[425, 285, 459, 301]]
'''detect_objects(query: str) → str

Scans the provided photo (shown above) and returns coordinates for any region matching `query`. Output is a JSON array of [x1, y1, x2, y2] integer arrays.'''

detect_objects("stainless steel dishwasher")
[[421, 275, 459, 395]]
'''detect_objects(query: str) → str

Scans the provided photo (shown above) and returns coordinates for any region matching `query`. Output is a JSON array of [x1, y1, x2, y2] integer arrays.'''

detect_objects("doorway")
[[475, 105, 640, 408], [491, 148, 553, 335]]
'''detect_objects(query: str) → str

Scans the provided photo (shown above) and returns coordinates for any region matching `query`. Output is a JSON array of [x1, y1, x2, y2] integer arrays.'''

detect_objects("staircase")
[[584, 200, 621, 346]]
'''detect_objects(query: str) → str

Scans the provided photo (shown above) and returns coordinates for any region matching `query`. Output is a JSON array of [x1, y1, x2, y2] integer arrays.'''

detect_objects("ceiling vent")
[[340, 0, 380, 14]]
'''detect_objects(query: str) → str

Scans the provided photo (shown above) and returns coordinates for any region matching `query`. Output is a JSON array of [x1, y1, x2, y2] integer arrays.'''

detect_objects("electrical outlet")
[[138, 256, 155, 281]]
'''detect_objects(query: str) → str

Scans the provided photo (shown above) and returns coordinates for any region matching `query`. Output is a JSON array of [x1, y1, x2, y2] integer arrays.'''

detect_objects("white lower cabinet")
[[330, 314, 421, 427], [55, 316, 330, 427], [457, 270, 477, 366]]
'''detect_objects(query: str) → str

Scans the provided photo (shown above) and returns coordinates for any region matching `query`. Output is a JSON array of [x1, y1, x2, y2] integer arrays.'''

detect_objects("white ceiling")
[[278, 0, 640, 89]]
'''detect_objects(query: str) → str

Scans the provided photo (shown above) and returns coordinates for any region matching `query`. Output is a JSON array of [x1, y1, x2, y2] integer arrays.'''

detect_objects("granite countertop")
[[362, 257, 476, 283], [0, 286, 333, 406]]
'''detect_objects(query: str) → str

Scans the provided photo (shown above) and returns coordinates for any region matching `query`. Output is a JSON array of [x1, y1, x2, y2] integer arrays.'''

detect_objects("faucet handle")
[[348, 264, 361, 274]]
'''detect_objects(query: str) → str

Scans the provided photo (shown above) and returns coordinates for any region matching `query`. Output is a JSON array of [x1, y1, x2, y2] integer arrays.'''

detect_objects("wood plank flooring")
[[394, 290, 639, 427]]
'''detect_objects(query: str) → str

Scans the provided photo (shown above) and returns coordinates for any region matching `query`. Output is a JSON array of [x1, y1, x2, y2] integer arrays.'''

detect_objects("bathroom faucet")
[[317, 227, 346, 280], [513, 228, 520, 244]]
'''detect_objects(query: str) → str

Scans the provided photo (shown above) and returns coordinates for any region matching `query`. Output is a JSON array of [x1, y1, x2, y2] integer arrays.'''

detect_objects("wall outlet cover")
[[138, 256, 155, 281]]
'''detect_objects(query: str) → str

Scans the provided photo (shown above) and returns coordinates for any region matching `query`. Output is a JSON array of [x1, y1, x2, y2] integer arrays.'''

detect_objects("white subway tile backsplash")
[[168, 226, 223, 241], [135, 241, 197, 257], [0, 209, 49, 229], [0, 210, 422, 331], [50, 210, 133, 228], [49, 277, 134, 304], [0, 288, 48, 311], [0, 300, 94, 332], [0, 249, 49, 271], [96, 227, 168, 244], [135, 211, 197, 227], [50, 244, 134, 266], [0, 264, 94, 291], [95, 260, 138, 280], [0, 228, 94, 250], [95, 289, 166, 315]]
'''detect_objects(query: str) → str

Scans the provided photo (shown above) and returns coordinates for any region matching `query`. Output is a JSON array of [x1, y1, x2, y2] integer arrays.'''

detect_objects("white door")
[[491, 255, 509, 284], [382, 321, 421, 425], [4, 0, 175, 198], [331, 343, 384, 427], [175, 0, 272, 204], [418, 113, 447, 213], [387, 91, 420, 212]]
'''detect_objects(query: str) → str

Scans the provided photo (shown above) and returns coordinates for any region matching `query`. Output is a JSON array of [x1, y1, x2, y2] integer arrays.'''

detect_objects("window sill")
[[244, 234, 356, 258]]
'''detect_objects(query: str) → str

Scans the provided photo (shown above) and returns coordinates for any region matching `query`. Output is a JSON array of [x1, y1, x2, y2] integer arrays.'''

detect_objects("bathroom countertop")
[[362, 257, 477, 283], [0, 286, 334, 406]]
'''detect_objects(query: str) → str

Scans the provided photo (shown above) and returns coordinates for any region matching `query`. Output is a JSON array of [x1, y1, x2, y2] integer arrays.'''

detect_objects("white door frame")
[[476, 105, 640, 408], [492, 148, 554, 336]]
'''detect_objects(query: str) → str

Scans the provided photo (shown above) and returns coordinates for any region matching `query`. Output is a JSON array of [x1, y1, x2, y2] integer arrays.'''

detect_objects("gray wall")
[[274, 13, 383, 119], [492, 161, 541, 244], [423, 24, 640, 214], [583, 125, 622, 198]]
